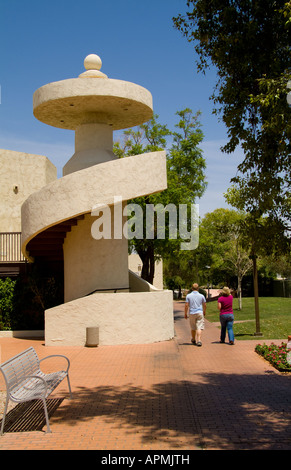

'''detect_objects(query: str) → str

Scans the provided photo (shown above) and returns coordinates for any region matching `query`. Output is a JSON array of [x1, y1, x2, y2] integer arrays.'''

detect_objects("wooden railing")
[[0, 232, 25, 262]]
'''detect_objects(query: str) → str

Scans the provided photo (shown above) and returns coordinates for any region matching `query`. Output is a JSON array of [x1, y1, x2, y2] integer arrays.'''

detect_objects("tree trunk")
[[251, 251, 263, 336], [237, 275, 242, 310], [139, 245, 155, 285]]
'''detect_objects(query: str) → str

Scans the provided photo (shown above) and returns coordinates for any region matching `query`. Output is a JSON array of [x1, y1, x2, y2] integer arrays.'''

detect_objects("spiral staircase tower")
[[21, 54, 174, 346]]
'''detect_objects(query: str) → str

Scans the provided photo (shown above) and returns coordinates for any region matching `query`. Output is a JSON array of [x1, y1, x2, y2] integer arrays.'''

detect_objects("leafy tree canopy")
[[173, 1, 291, 230], [114, 109, 207, 283]]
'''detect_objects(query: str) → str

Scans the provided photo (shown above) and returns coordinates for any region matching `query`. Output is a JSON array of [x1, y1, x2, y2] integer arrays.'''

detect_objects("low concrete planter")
[[0, 330, 44, 338]]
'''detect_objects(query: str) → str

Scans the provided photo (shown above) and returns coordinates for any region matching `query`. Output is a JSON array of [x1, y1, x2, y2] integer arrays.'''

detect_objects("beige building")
[[0, 149, 56, 232], [1, 54, 174, 346], [27, 54, 174, 346], [128, 253, 163, 290], [0, 149, 56, 276]]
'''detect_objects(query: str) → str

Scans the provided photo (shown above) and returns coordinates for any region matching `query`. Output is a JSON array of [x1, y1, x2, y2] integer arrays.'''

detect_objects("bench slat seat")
[[10, 370, 68, 402], [0, 347, 72, 434]]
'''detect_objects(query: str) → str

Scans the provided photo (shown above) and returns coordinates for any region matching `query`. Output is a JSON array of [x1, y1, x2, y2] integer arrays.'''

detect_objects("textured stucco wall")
[[0, 149, 56, 232], [128, 253, 163, 290], [33, 78, 153, 131], [21, 151, 167, 257], [64, 212, 129, 301], [45, 290, 174, 346], [63, 123, 116, 175]]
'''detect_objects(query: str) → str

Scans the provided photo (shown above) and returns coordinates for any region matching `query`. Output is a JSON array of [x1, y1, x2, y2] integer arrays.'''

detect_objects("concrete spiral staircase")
[[21, 55, 174, 346]]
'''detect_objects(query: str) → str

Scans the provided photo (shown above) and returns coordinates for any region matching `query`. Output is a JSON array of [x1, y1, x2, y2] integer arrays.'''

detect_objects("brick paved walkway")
[[0, 301, 290, 451]]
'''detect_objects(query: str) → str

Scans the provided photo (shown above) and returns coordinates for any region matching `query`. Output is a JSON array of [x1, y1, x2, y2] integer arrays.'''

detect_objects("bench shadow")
[[0, 398, 64, 433]]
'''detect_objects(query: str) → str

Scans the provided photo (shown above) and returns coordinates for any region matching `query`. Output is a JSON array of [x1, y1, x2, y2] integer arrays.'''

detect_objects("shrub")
[[255, 342, 291, 372], [0, 268, 63, 330], [0, 278, 17, 329]]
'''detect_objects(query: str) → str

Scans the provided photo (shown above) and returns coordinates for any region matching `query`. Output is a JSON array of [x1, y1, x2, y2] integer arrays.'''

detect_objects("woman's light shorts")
[[189, 313, 204, 331]]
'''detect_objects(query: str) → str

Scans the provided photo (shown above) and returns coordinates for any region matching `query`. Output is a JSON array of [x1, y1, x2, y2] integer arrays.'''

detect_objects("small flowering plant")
[[255, 342, 291, 372]]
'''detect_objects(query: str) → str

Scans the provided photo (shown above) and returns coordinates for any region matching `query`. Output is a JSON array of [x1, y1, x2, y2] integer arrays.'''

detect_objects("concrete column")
[[63, 123, 116, 176]]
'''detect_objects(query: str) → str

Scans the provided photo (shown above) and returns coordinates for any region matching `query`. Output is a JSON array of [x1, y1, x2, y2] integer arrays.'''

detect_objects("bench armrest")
[[39, 355, 70, 373], [19, 374, 48, 399]]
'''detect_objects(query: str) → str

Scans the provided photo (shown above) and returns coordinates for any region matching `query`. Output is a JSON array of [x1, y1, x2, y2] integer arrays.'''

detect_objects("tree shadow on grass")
[[52, 372, 291, 450]]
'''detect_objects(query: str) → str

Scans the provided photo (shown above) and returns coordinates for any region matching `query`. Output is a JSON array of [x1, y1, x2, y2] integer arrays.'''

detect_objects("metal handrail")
[[86, 286, 130, 295]]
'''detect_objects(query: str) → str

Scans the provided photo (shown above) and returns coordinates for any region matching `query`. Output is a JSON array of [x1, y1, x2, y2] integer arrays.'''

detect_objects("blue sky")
[[0, 0, 243, 217]]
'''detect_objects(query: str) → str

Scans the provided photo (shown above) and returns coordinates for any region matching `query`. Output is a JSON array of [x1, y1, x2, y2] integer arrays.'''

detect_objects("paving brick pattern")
[[0, 301, 290, 450]]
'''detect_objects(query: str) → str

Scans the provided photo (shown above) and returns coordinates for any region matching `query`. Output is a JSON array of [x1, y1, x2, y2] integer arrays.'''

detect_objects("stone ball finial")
[[79, 54, 108, 78], [84, 54, 102, 71]]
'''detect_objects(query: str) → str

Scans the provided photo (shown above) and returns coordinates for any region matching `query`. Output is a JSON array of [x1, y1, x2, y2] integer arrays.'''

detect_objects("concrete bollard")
[[86, 326, 99, 347]]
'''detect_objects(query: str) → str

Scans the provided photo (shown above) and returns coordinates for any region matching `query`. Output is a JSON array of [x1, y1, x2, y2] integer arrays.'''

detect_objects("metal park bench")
[[0, 347, 72, 434]]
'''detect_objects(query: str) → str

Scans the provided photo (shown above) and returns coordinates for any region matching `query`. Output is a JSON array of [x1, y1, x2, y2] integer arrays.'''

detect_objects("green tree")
[[114, 110, 207, 284], [173, 0, 291, 229], [0, 278, 16, 330], [198, 208, 252, 308], [262, 253, 291, 280], [225, 185, 290, 334]]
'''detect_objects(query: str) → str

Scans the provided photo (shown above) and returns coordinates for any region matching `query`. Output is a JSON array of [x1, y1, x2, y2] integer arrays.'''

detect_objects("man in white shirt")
[[184, 283, 206, 346]]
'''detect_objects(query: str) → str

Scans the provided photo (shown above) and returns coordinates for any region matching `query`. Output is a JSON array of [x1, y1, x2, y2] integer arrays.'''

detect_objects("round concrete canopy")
[[33, 54, 153, 131]]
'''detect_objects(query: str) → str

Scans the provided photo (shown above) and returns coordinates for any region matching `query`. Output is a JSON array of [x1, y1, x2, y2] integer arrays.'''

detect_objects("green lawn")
[[205, 297, 291, 340]]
